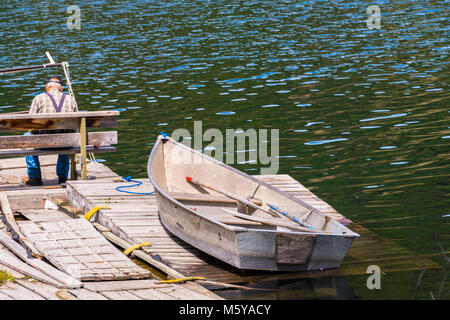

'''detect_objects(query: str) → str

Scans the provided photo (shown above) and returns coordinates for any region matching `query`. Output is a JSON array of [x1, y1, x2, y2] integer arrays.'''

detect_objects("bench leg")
[[80, 117, 87, 180], [69, 154, 77, 180]]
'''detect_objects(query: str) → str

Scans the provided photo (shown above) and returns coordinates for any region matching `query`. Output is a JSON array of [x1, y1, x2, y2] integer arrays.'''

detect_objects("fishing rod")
[[0, 51, 64, 75], [0, 63, 62, 75], [0, 51, 77, 101]]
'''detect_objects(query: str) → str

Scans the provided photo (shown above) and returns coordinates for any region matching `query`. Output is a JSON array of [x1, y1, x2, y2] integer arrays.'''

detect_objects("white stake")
[[46, 51, 56, 64]]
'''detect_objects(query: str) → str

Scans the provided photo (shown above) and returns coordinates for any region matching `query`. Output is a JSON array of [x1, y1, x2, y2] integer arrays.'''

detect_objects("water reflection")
[[217, 276, 357, 300]]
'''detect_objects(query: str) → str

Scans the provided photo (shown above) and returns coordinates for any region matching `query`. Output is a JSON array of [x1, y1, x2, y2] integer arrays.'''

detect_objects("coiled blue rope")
[[115, 132, 168, 195], [115, 176, 155, 195]]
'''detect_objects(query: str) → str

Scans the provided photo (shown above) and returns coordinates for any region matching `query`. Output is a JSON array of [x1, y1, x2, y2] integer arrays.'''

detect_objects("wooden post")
[[80, 117, 87, 180], [69, 154, 77, 180]]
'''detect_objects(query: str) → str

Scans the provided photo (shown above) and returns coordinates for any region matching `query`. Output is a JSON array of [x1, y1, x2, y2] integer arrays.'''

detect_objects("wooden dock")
[[66, 175, 349, 283], [66, 174, 443, 284], [0, 155, 220, 300], [0, 155, 443, 299]]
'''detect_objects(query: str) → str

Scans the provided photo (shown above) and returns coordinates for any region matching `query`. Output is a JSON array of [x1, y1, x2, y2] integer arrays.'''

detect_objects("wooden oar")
[[220, 208, 330, 234], [185, 177, 319, 229], [186, 176, 278, 217]]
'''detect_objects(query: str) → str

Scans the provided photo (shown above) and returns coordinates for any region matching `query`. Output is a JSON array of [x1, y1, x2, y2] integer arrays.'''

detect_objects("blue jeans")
[[24, 132, 70, 180]]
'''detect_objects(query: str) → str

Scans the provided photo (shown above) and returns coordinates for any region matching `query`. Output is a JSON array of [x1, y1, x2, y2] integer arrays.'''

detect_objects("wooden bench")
[[0, 111, 119, 180]]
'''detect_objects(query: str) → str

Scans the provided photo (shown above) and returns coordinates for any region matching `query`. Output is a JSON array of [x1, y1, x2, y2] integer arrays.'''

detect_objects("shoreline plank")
[[0, 229, 82, 289]]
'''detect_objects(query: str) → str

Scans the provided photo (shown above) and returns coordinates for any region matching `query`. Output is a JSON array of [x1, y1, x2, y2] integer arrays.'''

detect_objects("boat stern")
[[235, 230, 357, 272]]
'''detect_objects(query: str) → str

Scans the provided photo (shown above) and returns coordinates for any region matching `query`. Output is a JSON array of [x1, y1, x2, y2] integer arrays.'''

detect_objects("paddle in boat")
[[147, 135, 359, 271]]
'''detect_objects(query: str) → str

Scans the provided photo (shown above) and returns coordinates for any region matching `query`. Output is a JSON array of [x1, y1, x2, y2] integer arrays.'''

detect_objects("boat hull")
[[154, 188, 355, 271], [148, 136, 359, 271]]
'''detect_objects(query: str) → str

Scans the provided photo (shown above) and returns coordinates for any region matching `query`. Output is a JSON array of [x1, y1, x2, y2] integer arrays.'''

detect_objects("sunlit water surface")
[[0, 0, 448, 299]]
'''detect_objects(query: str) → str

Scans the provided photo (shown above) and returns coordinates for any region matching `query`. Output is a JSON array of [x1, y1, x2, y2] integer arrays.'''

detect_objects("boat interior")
[[150, 137, 358, 237]]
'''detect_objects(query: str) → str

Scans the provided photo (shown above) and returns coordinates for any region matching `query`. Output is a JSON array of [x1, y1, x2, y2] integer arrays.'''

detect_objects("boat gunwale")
[[147, 135, 359, 239]]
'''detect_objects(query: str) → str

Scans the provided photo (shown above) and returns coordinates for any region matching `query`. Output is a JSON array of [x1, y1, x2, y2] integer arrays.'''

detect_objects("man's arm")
[[73, 98, 78, 112], [70, 95, 78, 112], [29, 95, 40, 114]]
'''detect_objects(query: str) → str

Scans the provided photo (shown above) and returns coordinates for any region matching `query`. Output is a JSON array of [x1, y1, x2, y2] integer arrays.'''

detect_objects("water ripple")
[[304, 138, 348, 145]]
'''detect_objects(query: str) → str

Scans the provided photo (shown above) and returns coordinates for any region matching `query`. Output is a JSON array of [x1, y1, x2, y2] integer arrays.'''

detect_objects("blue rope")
[[115, 133, 167, 195], [115, 176, 155, 195]]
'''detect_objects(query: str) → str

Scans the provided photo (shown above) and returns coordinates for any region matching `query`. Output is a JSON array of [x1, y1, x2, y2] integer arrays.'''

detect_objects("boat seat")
[[168, 192, 237, 204]]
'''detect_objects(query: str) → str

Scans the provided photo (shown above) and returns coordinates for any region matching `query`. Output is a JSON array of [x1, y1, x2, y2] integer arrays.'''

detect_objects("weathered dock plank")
[[18, 219, 152, 281], [67, 288, 109, 300], [0, 281, 45, 300], [130, 288, 175, 300], [100, 290, 141, 300], [1, 255, 63, 300], [83, 280, 216, 300], [0, 192, 42, 258], [0, 291, 13, 300], [17, 279, 61, 300], [83, 279, 171, 291], [19, 209, 73, 222], [0, 244, 65, 288], [0, 228, 82, 288]]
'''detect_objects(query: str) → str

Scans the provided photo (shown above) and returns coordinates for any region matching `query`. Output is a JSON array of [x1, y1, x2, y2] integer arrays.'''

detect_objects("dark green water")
[[0, 0, 448, 299]]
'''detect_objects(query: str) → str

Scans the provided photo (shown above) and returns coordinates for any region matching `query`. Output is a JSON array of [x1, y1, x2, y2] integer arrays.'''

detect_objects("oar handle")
[[186, 176, 277, 217], [267, 203, 317, 230]]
